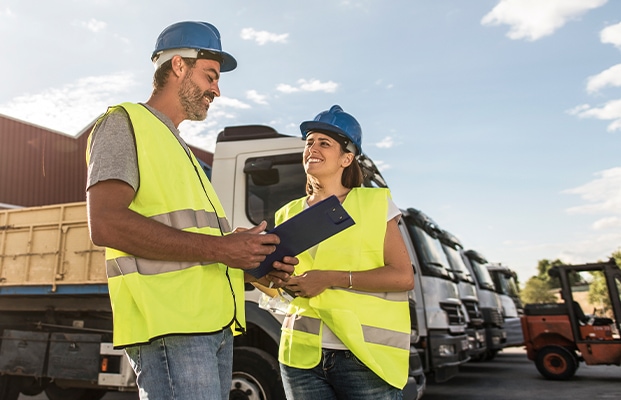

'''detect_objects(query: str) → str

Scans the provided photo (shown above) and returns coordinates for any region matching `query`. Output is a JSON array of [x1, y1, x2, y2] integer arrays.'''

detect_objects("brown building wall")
[[0, 114, 214, 208]]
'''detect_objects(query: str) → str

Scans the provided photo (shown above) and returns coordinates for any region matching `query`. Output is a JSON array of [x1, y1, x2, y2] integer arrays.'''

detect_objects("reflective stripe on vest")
[[276, 188, 410, 389], [88, 103, 245, 347]]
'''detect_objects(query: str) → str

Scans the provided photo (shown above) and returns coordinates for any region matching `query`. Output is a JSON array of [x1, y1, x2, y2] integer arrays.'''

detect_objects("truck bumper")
[[428, 330, 470, 382], [485, 326, 505, 351], [502, 317, 524, 348], [465, 327, 487, 358]]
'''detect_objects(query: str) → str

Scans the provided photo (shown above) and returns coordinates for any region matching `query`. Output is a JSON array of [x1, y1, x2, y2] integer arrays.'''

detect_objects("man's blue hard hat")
[[151, 21, 237, 72], [300, 105, 362, 155]]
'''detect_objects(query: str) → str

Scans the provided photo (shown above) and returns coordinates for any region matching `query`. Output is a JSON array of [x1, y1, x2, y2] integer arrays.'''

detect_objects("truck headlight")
[[438, 344, 455, 356]]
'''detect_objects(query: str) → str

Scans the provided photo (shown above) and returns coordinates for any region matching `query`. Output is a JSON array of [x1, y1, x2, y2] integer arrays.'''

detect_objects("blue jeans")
[[280, 349, 403, 400], [124, 329, 233, 400]]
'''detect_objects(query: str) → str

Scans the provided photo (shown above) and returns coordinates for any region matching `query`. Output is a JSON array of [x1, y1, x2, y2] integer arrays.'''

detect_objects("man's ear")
[[170, 55, 186, 77]]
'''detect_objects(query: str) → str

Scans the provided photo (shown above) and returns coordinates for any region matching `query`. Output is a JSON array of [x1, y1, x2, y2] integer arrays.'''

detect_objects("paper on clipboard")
[[246, 195, 355, 278]]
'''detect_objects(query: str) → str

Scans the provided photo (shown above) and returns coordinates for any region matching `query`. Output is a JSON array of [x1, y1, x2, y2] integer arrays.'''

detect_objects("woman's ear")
[[341, 153, 354, 168]]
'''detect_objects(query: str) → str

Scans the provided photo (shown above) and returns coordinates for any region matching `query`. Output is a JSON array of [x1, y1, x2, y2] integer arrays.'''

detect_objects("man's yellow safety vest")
[[87, 103, 245, 347]]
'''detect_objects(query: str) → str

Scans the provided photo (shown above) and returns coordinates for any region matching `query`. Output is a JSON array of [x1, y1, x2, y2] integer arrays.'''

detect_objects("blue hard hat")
[[151, 21, 237, 72], [300, 105, 362, 155]]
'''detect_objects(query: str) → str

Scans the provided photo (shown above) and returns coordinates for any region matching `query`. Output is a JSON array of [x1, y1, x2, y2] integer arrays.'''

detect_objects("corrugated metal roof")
[[0, 114, 214, 208]]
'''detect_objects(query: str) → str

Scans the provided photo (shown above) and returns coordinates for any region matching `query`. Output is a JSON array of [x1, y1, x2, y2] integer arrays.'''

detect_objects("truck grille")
[[462, 300, 483, 326], [440, 302, 466, 326], [482, 308, 504, 328]]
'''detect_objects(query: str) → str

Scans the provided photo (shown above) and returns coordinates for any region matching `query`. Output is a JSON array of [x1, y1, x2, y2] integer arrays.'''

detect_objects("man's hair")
[[152, 57, 198, 92], [306, 152, 363, 195]]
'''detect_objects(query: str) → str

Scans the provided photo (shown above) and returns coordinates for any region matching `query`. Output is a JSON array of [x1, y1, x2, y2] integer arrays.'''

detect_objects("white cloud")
[[276, 79, 339, 94], [373, 160, 391, 172], [586, 64, 621, 93], [564, 167, 621, 215], [592, 216, 621, 230], [0, 72, 138, 135], [77, 18, 107, 33], [601, 21, 621, 48], [240, 28, 289, 45], [0, 7, 15, 18], [481, 0, 608, 41], [375, 136, 394, 149], [567, 98, 621, 131], [246, 90, 268, 105]]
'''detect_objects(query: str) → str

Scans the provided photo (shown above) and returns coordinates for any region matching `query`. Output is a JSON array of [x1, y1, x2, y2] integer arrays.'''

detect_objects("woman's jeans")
[[281, 349, 403, 400], [124, 329, 233, 400]]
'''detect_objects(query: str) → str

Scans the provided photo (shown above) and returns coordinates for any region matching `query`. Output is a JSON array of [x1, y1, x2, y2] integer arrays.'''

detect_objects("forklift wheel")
[[535, 346, 578, 380]]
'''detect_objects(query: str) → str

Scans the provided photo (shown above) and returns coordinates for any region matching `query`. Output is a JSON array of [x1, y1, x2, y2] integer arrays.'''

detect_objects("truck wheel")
[[0, 376, 21, 400], [44, 382, 107, 400], [535, 346, 577, 380], [231, 346, 285, 400]]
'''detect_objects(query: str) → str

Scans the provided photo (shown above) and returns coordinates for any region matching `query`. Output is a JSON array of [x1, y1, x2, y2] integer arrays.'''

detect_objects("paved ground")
[[19, 347, 621, 400]]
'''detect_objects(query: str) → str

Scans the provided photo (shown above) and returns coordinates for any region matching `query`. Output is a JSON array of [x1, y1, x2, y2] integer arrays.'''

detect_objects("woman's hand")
[[284, 270, 334, 297]]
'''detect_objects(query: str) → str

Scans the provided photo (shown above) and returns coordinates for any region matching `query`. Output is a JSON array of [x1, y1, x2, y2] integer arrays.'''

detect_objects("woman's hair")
[[152, 57, 198, 93], [306, 149, 364, 195]]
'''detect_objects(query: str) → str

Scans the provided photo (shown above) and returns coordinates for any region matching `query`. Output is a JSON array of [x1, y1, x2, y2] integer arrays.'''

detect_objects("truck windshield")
[[469, 258, 496, 291], [245, 153, 306, 229], [403, 219, 452, 280], [444, 245, 474, 284]]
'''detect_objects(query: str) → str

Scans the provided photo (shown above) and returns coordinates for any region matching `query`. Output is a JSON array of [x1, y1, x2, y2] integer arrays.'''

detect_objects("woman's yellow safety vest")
[[276, 188, 410, 389], [88, 103, 245, 347]]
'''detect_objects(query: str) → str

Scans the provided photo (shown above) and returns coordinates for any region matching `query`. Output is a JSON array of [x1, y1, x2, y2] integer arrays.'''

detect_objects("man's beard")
[[178, 72, 213, 121]]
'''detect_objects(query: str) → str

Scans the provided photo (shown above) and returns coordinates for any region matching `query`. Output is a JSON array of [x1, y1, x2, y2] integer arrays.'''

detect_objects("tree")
[[521, 276, 557, 305], [586, 250, 621, 317], [587, 271, 610, 316]]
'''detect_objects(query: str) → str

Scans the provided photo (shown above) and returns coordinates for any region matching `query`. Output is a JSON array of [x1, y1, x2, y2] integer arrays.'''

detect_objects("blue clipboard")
[[247, 195, 356, 278]]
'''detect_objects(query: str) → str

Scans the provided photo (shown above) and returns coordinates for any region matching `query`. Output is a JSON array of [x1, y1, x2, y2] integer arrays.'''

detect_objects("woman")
[[276, 105, 415, 400]]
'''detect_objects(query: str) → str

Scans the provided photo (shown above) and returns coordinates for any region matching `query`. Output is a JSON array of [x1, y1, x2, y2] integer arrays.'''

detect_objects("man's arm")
[[87, 179, 282, 270]]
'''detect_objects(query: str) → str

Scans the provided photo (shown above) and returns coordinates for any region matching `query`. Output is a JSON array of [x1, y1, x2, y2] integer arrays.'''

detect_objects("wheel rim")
[[543, 353, 567, 374], [230, 371, 266, 400]]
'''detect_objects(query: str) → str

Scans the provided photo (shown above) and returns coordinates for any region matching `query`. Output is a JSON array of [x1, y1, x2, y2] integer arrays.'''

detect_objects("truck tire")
[[0, 376, 21, 400], [535, 346, 578, 380], [231, 346, 285, 400], [44, 382, 107, 400]]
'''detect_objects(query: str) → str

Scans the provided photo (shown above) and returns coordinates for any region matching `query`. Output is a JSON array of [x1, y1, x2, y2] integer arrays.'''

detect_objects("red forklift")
[[521, 259, 621, 380]]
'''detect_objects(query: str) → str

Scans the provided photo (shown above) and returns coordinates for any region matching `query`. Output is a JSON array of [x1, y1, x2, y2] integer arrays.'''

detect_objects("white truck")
[[211, 124, 426, 400], [396, 208, 470, 382], [486, 264, 524, 348], [0, 123, 427, 400], [461, 250, 506, 361], [437, 229, 487, 359]]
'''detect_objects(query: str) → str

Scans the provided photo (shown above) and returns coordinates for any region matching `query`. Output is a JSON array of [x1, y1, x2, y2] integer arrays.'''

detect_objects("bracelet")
[[348, 271, 353, 289]]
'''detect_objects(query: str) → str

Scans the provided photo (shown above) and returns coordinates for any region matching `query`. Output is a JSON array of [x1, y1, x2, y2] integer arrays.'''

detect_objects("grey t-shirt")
[[86, 103, 190, 192]]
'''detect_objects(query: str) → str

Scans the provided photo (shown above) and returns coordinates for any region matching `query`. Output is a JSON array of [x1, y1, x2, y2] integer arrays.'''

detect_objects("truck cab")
[[210, 125, 426, 400], [399, 208, 470, 382], [487, 264, 524, 348], [437, 229, 487, 359], [462, 250, 506, 360]]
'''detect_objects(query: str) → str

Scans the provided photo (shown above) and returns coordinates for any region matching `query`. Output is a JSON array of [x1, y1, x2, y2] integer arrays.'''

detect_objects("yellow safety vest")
[[276, 188, 410, 389], [87, 103, 245, 347]]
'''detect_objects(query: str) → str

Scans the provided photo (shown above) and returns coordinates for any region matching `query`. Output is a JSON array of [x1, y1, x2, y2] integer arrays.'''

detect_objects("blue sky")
[[1, 0, 620, 282]]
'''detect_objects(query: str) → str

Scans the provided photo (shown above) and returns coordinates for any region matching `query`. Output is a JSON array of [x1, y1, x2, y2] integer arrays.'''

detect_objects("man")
[[86, 21, 294, 400]]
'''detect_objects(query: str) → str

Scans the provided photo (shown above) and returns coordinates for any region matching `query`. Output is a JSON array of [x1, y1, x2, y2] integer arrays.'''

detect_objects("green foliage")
[[521, 276, 557, 304], [536, 258, 585, 289], [587, 271, 611, 315]]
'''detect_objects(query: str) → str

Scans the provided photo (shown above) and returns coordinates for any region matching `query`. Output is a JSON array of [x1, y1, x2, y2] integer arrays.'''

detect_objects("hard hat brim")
[[152, 48, 237, 72], [300, 121, 348, 140], [300, 121, 359, 154]]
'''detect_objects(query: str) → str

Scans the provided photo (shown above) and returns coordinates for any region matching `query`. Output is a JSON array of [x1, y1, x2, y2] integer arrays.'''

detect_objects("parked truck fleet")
[[0, 123, 521, 400]]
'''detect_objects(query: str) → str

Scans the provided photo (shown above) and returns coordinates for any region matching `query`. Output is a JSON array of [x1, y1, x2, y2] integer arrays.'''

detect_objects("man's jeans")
[[280, 349, 403, 400], [124, 329, 233, 400]]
